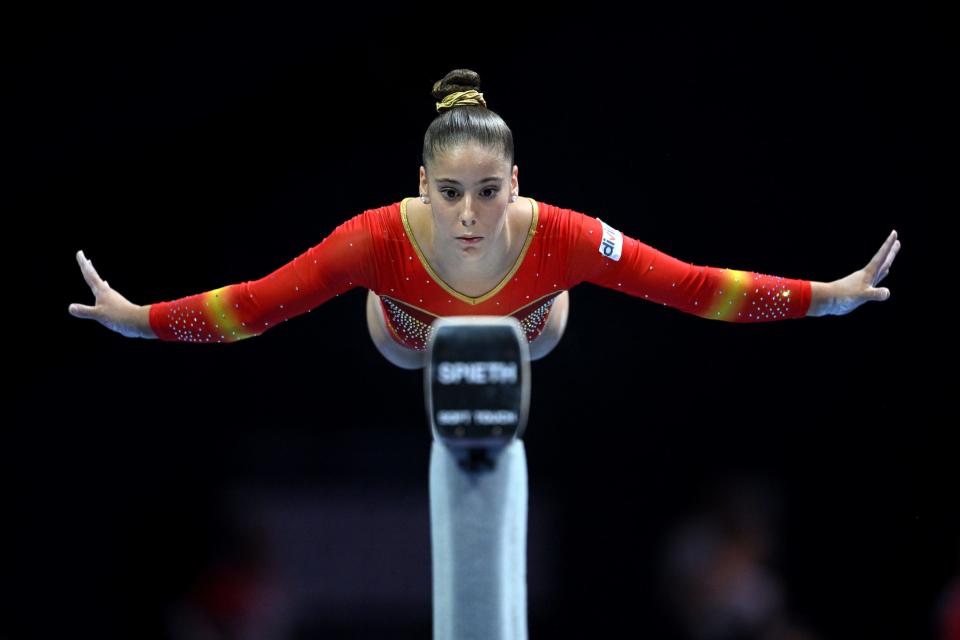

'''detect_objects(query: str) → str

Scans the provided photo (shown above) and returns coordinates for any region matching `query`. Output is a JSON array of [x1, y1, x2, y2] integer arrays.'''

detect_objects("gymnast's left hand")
[[816, 230, 901, 316]]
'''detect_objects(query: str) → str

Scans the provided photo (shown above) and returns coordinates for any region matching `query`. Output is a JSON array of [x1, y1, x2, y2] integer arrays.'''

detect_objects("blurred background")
[[10, 3, 949, 639]]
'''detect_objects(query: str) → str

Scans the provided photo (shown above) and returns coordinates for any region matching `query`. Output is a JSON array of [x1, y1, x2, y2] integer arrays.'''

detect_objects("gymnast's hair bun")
[[432, 69, 487, 112]]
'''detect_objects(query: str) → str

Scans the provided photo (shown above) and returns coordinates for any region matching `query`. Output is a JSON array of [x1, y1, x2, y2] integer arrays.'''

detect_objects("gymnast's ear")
[[419, 166, 430, 194]]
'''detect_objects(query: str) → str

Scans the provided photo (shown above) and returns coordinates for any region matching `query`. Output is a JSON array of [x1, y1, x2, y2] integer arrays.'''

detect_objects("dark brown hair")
[[422, 69, 515, 176]]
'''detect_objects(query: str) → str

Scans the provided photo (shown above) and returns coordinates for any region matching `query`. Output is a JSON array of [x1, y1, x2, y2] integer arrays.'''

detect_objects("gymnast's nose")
[[459, 195, 478, 227]]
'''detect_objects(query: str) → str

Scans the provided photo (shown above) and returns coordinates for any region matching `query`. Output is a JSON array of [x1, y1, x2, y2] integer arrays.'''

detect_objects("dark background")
[[11, 4, 949, 639]]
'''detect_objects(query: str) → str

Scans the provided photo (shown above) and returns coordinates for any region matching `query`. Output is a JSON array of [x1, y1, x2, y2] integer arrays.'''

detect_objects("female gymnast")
[[68, 68, 901, 370]]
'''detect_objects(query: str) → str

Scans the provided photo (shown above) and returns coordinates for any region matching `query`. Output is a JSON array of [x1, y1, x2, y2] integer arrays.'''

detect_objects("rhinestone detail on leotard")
[[379, 291, 564, 351]]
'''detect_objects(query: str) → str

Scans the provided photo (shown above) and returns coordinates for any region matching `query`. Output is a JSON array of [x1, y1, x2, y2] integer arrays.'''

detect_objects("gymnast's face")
[[419, 142, 519, 261]]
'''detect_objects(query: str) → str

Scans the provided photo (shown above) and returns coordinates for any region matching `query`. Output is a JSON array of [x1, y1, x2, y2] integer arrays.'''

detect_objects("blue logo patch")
[[597, 218, 623, 261]]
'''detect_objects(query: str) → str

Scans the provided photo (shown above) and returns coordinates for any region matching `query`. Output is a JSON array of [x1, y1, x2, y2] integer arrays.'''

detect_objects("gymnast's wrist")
[[134, 304, 158, 339], [806, 281, 836, 317]]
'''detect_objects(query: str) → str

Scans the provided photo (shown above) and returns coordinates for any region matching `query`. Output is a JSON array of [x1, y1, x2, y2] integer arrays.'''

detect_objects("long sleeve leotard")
[[148, 197, 812, 348]]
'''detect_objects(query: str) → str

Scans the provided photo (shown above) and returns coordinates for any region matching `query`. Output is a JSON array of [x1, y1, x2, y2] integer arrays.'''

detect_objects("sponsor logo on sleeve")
[[597, 218, 623, 261]]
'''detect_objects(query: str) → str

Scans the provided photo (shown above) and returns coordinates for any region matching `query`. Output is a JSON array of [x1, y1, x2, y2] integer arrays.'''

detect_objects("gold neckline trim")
[[400, 196, 539, 305]]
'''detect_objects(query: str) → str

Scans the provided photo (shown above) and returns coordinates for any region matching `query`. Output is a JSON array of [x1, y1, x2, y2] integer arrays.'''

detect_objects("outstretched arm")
[[146, 211, 376, 342], [70, 209, 378, 343], [560, 206, 900, 322], [562, 210, 813, 321], [805, 230, 900, 317]]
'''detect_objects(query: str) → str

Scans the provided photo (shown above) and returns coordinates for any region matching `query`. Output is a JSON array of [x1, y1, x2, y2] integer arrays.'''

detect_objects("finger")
[[868, 287, 891, 302], [873, 239, 901, 286], [76, 250, 98, 291], [865, 230, 898, 276], [68, 303, 99, 319], [76, 250, 108, 294]]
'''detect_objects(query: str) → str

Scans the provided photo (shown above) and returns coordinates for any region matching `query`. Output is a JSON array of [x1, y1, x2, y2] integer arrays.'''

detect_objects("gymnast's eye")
[[440, 188, 499, 199]]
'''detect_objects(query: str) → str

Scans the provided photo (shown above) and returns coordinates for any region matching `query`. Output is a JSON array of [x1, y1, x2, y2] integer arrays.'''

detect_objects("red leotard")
[[148, 197, 812, 347]]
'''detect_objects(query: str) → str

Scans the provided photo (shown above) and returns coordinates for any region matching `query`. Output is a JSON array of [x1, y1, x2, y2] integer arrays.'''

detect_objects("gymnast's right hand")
[[68, 250, 156, 339]]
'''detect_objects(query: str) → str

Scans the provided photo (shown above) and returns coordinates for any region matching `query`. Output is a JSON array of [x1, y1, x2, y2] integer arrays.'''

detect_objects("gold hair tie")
[[436, 89, 487, 112]]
